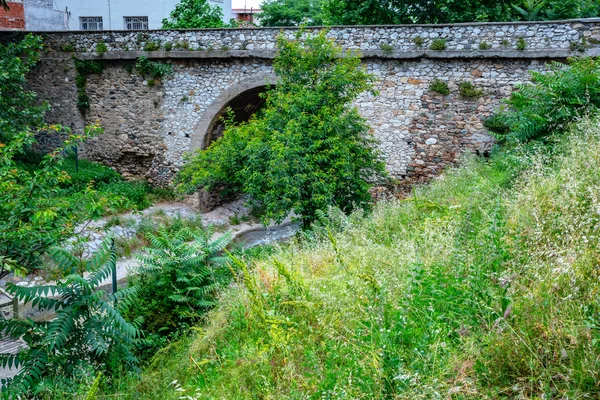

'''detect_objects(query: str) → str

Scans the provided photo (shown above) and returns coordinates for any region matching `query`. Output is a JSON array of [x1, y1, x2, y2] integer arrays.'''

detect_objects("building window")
[[80, 17, 103, 31], [124, 16, 149, 30]]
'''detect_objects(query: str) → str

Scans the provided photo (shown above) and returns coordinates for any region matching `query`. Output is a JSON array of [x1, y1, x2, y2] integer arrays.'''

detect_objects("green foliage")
[[135, 56, 172, 80], [74, 59, 104, 113], [413, 36, 425, 47], [429, 78, 450, 95], [0, 240, 140, 398], [494, 57, 600, 142], [127, 228, 232, 337], [59, 43, 75, 52], [322, 0, 518, 24], [95, 41, 108, 55], [115, 116, 600, 399], [483, 113, 510, 134], [516, 36, 527, 50], [0, 34, 47, 144], [258, 0, 324, 27], [163, 42, 173, 51], [478, 41, 491, 50], [177, 30, 386, 226], [429, 38, 447, 50], [512, 0, 547, 20], [544, 0, 600, 19], [162, 0, 225, 29], [99, 181, 152, 211], [143, 42, 161, 52], [60, 157, 121, 190], [379, 42, 394, 53], [458, 81, 483, 98]]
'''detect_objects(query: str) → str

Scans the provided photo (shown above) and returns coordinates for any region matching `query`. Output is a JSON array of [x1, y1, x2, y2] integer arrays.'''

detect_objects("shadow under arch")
[[190, 74, 277, 151]]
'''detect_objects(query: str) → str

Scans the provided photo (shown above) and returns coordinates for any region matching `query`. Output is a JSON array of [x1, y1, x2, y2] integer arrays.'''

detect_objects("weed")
[[500, 38, 510, 47], [429, 78, 450, 95], [413, 36, 425, 48], [379, 43, 394, 54], [478, 41, 492, 50], [516, 37, 527, 51], [60, 43, 75, 52], [459, 81, 483, 98], [143, 42, 161, 52], [95, 41, 108, 55], [229, 215, 241, 225], [430, 38, 447, 51], [163, 42, 173, 52]]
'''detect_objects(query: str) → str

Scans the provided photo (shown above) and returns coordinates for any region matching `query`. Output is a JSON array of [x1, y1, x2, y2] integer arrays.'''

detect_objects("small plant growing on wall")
[[74, 59, 104, 113], [459, 81, 483, 98], [479, 41, 491, 50], [430, 38, 447, 51], [135, 56, 173, 82], [500, 39, 510, 47], [429, 78, 450, 95], [164, 42, 173, 51], [60, 43, 75, 52], [144, 41, 161, 52], [380, 43, 394, 54], [95, 41, 108, 55], [413, 36, 425, 48], [516, 37, 527, 51]]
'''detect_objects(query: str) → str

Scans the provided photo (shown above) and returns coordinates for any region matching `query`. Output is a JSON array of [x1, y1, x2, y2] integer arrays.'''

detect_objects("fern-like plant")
[[130, 227, 232, 335], [495, 57, 600, 142], [0, 239, 140, 398]]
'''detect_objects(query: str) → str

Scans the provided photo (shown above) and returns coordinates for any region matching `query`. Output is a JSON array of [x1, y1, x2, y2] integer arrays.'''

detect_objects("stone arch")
[[190, 74, 277, 151]]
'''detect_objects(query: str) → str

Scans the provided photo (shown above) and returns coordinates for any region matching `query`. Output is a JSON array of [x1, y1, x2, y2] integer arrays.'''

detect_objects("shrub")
[[483, 113, 510, 134], [495, 57, 600, 142], [163, 42, 173, 51], [458, 81, 483, 98], [429, 78, 450, 95], [0, 240, 140, 397], [60, 157, 121, 189], [127, 228, 232, 337], [430, 38, 447, 51], [177, 30, 387, 226], [478, 41, 491, 50]]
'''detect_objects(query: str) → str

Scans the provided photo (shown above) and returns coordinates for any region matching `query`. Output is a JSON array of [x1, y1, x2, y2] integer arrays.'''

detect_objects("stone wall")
[[9, 19, 600, 186]]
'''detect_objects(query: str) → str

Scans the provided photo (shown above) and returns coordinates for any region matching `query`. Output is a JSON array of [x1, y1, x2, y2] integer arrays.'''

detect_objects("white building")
[[24, 0, 232, 31]]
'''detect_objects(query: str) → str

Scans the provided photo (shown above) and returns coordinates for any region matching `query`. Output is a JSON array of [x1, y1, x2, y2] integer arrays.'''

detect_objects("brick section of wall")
[[0, 2, 25, 30]]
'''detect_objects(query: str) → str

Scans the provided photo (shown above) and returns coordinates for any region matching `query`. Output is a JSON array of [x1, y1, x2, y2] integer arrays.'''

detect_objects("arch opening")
[[203, 85, 270, 149]]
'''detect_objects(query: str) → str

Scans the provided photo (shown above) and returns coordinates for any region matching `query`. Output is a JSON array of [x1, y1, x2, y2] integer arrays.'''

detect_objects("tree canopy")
[[258, 0, 325, 27], [162, 0, 225, 29], [177, 30, 386, 226], [258, 0, 599, 26]]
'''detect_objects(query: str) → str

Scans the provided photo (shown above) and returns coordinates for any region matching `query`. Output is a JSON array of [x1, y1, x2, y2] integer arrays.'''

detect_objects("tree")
[[0, 35, 118, 278], [177, 30, 387, 226], [0, 240, 140, 397], [322, 0, 517, 24], [258, 0, 325, 27], [162, 0, 225, 29]]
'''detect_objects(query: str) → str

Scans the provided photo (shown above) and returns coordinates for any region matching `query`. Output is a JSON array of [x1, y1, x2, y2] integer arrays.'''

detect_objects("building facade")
[[21, 0, 232, 31], [0, 1, 25, 30]]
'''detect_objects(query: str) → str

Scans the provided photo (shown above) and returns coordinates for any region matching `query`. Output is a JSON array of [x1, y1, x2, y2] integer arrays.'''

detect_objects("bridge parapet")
[[3, 19, 600, 59]]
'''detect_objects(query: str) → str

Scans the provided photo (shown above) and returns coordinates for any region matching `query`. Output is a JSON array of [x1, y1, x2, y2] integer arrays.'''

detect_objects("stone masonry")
[[5, 19, 600, 185]]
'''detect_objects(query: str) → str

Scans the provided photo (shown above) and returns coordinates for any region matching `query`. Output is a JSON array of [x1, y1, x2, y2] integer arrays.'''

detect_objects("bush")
[[127, 228, 232, 337], [495, 57, 600, 142], [0, 240, 140, 398], [429, 78, 450, 95], [177, 30, 386, 226], [95, 41, 108, 55]]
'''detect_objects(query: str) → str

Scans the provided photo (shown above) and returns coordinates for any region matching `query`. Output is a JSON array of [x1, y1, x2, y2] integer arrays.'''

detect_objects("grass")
[[430, 38, 447, 51], [105, 117, 600, 399]]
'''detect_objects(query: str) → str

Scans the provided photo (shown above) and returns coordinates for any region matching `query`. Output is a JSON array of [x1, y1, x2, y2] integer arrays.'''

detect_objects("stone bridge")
[[9, 19, 600, 185]]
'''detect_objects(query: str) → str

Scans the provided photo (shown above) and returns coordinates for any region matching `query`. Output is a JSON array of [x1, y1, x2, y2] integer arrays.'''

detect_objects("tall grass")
[[108, 117, 600, 399]]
